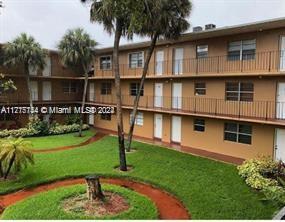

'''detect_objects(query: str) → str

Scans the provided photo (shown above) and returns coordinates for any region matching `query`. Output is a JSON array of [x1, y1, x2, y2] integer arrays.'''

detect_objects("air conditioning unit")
[[205, 24, 216, 30], [193, 26, 203, 32]]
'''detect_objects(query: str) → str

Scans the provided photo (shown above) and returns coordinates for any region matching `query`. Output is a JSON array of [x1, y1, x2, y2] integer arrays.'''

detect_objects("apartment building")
[[87, 18, 285, 163], [1, 18, 285, 163]]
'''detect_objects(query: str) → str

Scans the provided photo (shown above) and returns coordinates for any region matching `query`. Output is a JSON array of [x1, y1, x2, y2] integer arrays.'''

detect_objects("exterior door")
[[275, 128, 285, 162], [88, 114, 94, 125], [30, 81, 38, 101], [276, 82, 285, 119], [171, 116, 181, 143], [43, 56, 51, 76], [154, 83, 163, 108], [280, 36, 285, 71], [154, 114, 162, 139], [42, 81, 51, 101], [156, 50, 164, 75], [89, 82, 95, 101], [172, 83, 182, 109], [173, 48, 183, 75]]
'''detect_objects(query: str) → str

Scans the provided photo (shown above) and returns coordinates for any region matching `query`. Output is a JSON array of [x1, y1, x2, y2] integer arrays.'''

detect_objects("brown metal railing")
[[87, 95, 285, 121], [94, 50, 285, 77]]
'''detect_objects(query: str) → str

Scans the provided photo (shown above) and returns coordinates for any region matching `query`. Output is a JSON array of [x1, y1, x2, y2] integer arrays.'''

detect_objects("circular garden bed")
[[1, 184, 158, 220]]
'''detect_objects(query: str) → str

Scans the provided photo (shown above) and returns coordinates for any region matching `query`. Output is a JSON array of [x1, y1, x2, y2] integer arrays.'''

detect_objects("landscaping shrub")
[[0, 123, 89, 138], [238, 157, 285, 204], [27, 117, 49, 136], [65, 114, 81, 125]]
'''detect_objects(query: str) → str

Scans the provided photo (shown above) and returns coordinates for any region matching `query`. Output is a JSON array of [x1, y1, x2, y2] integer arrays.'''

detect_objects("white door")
[[276, 83, 285, 119], [154, 83, 163, 108], [171, 116, 181, 143], [30, 81, 38, 101], [275, 128, 285, 162], [42, 81, 51, 101], [172, 83, 182, 109], [43, 56, 51, 76], [154, 114, 162, 139], [88, 114, 94, 125], [156, 50, 164, 75], [89, 82, 95, 101], [280, 36, 285, 71], [173, 48, 183, 75]]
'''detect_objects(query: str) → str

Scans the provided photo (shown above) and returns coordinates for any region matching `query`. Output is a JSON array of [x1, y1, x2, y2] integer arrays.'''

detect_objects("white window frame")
[[224, 122, 252, 145], [99, 55, 112, 70], [128, 51, 144, 69], [194, 82, 206, 96], [196, 45, 208, 59], [225, 82, 254, 101], [130, 112, 144, 126], [228, 39, 256, 61]]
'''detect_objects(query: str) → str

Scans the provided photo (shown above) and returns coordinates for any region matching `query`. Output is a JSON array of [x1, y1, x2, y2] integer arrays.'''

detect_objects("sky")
[[0, 0, 285, 50]]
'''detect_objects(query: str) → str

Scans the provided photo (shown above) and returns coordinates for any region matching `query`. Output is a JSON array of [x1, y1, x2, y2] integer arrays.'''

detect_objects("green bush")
[[238, 157, 285, 205], [65, 114, 81, 125], [27, 117, 49, 136], [0, 128, 39, 138], [48, 124, 89, 135]]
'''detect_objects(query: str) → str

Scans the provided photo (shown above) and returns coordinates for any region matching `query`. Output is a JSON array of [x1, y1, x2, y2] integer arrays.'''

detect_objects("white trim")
[[99, 55, 112, 70], [128, 51, 144, 69]]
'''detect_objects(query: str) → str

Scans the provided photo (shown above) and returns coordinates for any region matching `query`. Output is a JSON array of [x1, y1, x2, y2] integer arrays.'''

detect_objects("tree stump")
[[85, 175, 105, 201]]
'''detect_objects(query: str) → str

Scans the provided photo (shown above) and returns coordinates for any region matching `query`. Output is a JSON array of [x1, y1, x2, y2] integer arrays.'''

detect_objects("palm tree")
[[126, 0, 192, 152], [0, 137, 34, 179], [4, 33, 46, 116], [58, 28, 97, 137], [81, 0, 136, 171]]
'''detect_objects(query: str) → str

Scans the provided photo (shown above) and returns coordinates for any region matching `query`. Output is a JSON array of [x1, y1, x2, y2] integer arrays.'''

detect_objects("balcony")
[[87, 95, 285, 126], [94, 50, 285, 78]]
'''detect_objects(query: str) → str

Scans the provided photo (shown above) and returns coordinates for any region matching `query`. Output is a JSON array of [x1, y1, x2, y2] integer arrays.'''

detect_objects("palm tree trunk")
[[126, 33, 159, 152], [25, 66, 34, 118], [0, 161, 3, 178], [4, 153, 15, 179], [79, 71, 89, 137], [113, 20, 127, 171]]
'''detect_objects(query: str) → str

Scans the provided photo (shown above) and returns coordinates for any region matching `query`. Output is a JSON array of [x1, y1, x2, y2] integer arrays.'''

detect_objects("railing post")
[[238, 100, 241, 118], [268, 51, 272, 72], [215, 98, 218, 115], [265, 101, 268, 120]]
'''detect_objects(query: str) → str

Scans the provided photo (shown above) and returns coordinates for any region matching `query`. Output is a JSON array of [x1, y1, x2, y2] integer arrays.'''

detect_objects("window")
[[129, 52, 143, 68], [194, 119, 205, 132], [100, 56, 112, 70], [130, 83, 144, 96], [101, 113, 111, 121], [101, 82, 112, 95], [224, 122, 252, 144], [228, 39, 256, 61], [226, 82, 253, 101], [194, 82, 206, 95], [130, 112, 143, 126], [63, 82, 77, 94], [196, 45, 208, 59]]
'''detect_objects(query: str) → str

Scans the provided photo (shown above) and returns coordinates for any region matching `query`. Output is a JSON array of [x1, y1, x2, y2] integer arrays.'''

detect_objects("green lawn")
[[27, 130, 94, 150], [0, 136, 281, 219], [2, 184, 158, 220]]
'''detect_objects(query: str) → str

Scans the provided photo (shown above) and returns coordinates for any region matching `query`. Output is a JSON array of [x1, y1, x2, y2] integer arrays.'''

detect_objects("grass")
[[26, 130, 94, 150], [0, 136, 281, 219], [1, 184, 158, 220]]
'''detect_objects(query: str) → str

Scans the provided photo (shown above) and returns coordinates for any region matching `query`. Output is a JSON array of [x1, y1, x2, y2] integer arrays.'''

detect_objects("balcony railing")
[[87, 95, 285, 122], [94, 50, 285, 78]]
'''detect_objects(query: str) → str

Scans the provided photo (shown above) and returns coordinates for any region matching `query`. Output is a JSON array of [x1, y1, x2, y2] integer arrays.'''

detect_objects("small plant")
[[65, 114, 81, 125], [238, 157, 285, 204], [0, 137, 34, 179]]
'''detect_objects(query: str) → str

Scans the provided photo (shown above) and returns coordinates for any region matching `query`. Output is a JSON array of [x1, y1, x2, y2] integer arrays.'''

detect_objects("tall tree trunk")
[[4, 153, 15, 179], [79, 70, 89, 137], [113, 20, 127, 171], [126, 33, 159, 152], [25, 66, 34, 118], [0, 161, 3, 178]]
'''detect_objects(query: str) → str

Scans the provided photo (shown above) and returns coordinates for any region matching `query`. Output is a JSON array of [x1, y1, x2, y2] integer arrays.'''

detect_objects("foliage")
[[58, 28, 97, 71], [3, 33, 46, 72], [238, 157, 285, 204], [0, 137, 34, 178], [0, 123, 89, 138], [65, 113, 81, 125], [48, 123, 89, 135], [0, 73, 17, 94], [27, 116, 49, 136]]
